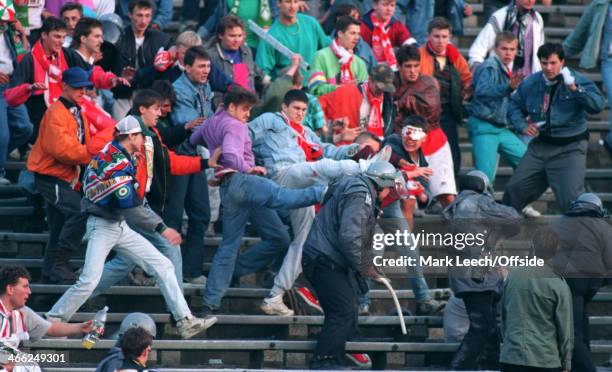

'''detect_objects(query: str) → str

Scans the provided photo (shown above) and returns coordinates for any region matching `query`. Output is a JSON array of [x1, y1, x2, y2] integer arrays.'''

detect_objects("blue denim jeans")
[[48, 216, 191, 322], [204, 173, 324, 309], [359, 200, 430, 305], [0, 84, 33, 176], [405, 0, 434, 45], [601, 59, 612, 144], [181, 0, 200, 21], [163, 171, 210, 279], [91, 217, 184, 298]]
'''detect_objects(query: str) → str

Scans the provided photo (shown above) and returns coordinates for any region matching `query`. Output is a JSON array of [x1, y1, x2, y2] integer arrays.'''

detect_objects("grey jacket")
[[205, 38, 264, 93], [443, 190, 522, 295], [303, 175, 379, 273]]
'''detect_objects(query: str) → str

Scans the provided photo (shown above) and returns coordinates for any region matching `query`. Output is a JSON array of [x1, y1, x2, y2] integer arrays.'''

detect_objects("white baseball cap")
[[115, 115, 143, 135]]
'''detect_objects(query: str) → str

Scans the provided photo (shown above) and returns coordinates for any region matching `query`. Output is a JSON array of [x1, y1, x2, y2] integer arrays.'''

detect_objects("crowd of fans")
[[0, 0, 609, 370]]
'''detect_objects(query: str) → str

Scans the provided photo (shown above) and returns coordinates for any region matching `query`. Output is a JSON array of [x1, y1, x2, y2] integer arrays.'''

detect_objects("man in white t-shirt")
[[110, 0, 170, 120]]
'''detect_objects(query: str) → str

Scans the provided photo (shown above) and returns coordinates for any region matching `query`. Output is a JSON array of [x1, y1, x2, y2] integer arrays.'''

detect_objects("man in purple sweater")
[[190, 87, 326, 314]]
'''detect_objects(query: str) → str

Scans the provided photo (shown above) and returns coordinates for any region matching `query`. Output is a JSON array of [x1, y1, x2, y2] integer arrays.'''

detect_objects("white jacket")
[[468, 6, 545, 72]]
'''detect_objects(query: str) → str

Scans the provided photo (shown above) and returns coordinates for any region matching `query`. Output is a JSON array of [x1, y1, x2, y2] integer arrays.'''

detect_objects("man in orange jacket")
[[418, 17, 472, 175], [27, 67, 100, 283]]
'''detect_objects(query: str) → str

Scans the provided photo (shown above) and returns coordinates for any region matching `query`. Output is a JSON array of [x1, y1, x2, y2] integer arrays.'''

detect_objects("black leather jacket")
[[111, 27, 172, 99]]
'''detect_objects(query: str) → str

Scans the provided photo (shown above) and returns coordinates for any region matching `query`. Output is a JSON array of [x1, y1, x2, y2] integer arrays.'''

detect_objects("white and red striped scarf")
[[0, 301, 28, 343], [363, 81, 384, 138], [31, 41, 68, 107], [329, 39, 354, 84], [370, 14, 397, 71]]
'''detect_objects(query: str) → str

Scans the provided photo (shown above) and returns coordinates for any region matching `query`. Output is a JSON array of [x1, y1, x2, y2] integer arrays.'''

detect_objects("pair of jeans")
[[204, 173, 324, 308], [440, 110, 462, 175], [405, 0, 434, 45], [449, 291, 500, 370], [359, 200, 430, 306], [91, 221, 184, 297], [259, 159, 359, 298], [502, 139, 587, 213], [48, 216, 190, 322], [566, 278, 603, 372], [163, 171, 211, 279], [482, 0, 507, 22], [0, 84, 33, 177], [601, 59, 612, 145], [34, 175, 87, 278], [468, 117, 527, 183], [302, 254, 358, 361], [181, 0, 200, 21]]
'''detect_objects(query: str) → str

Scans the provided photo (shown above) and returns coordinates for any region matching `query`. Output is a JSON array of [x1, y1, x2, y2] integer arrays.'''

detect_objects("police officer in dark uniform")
[[552, 193, 612, 372], [302, 160, 403, 370]]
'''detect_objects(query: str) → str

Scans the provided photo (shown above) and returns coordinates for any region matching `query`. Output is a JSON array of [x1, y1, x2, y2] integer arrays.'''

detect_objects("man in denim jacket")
[[468, 32, 526, 185], [502, 43, 605, 213]]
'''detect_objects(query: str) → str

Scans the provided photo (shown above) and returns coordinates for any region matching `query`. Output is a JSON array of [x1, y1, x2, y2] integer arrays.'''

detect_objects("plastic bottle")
[[82, 306, 108, 349]]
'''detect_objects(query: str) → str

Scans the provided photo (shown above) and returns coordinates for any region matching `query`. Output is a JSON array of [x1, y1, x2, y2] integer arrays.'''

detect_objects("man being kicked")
[[46, 116, 216, 339], [393, 44, 456, 208], [190, 87, 327, 315], [358, 117, 444, 317]]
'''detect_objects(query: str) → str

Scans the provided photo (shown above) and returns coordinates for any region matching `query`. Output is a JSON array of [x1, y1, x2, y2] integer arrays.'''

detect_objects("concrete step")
[[56, 312, 612, 328], [20, 338, 612, 369]]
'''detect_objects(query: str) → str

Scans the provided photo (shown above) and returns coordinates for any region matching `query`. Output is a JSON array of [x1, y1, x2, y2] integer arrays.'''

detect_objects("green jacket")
[[500, 264, 573, 370], [563, 0, 610, 69], [309, 46, 369, 96]]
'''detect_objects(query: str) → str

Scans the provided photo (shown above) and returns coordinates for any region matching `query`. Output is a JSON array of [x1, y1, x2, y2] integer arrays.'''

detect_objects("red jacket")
[[360, 10, 412, 54], [5, 63, 117, 108]]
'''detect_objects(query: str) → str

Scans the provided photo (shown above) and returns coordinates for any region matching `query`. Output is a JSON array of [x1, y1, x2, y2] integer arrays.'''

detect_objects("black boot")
[[309, 355, 349, 370], [45, 251, 76, 284]]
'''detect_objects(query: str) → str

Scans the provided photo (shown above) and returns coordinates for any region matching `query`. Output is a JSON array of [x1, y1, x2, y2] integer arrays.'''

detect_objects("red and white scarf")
[[363, 81, 384, 138], [32, 41, 68, 107], [330, 38, 354, 84], [370, 14, 397, 71], [280, 113, 323, 162], [0, 300, 28, 342]]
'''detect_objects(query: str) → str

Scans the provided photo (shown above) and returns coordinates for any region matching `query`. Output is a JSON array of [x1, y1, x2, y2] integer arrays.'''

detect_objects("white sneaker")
[[176, 314, 217, 339], [359, 145, 392, 172], [184, 275, 207, 286], [260, 294, 294, 316], [522, 205, 541, 218]]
